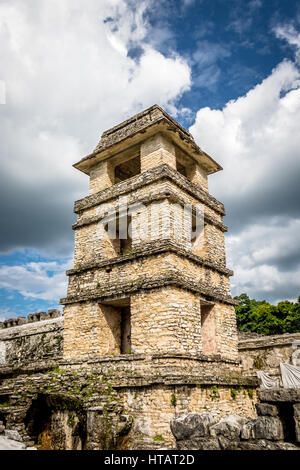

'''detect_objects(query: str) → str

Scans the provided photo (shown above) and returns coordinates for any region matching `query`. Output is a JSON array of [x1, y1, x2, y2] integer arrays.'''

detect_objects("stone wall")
[[1, 313, 298, 380], [72, 174, 225, 268], [0, 351, 257, 450], [0, 315, 63, 367], [239, 332, 300, 377]]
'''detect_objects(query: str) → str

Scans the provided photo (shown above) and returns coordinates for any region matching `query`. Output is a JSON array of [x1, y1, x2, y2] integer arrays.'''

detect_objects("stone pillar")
[[130, 200, 192, 249], [131, 288, 201, 355], [204, 224, 226, 266], [140, 133, 176, 172], [89, 160, 114, 194], [213, 302, 238, 360], [189, 163, 208, 192]]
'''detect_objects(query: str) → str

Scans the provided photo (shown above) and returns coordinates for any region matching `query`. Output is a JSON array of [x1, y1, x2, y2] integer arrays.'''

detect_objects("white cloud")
[[226, 218, 300, 302], [275, 24, 300, 64], [190, 26, 300, 301], [183, 0, 196, 6], [190, 60, 300, 198], [0, 260, 72, 301], [0, 0, 191, 256], [0, 308, 19, 322]]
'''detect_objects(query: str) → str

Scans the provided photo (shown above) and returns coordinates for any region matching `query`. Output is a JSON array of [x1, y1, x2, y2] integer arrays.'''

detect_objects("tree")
[[234, 293, 300, 335]]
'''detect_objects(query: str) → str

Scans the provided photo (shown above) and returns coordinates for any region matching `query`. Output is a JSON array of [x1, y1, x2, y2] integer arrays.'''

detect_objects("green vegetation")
[[234, 293, 300, 335], [52, 367, 67, 374], [0, 401, 10, 408], [153, 434, 164, 442], [230, 388, 238, 400], [171, 393, 177, 407], [210, 385, 219, 400]]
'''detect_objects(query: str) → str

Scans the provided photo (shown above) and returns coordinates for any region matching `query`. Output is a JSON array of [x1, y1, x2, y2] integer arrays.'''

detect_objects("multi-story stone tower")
[[0, 105, 259, 451], [0, 106, 296, 448], [61, 105, 238, 361]]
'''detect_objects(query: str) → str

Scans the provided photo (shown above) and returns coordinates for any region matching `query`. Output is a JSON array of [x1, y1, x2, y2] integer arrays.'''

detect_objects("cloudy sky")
[[0, 0, 300, 320]]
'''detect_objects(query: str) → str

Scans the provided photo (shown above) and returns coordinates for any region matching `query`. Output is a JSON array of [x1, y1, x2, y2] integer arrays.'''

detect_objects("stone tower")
[[61, 105, 238, 361]]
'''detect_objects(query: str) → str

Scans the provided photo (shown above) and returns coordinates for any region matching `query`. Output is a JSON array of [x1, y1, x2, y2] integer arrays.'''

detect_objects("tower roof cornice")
[[73, 104, 222, 176]]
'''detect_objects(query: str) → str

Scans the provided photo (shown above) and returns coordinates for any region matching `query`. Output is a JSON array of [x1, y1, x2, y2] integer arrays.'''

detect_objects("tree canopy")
[[234, 293, 300, 335]]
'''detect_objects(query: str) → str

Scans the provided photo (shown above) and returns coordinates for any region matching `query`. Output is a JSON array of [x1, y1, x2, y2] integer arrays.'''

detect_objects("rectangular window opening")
[[176, 160, 187, 177], [191, 213, 205, 253], [120, 306, 131, 354], [100, 298, 131, 355], [116, 215, 132, 256], [105, 214, 132, 257], [114, 155, 141, 184]]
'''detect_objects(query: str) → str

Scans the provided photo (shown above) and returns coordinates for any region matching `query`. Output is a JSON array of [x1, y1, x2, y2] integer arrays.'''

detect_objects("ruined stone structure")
[[62, 104, 238, 361], [0, 105, 299, 450]]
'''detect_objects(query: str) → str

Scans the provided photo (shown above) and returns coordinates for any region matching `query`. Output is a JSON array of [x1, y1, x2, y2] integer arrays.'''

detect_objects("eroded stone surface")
[[172, 412, 300, 451]]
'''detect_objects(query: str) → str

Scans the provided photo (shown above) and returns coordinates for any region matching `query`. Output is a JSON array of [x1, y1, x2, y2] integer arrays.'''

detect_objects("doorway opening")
[[101, 298, 132, 355], [277, 402, 297, 442]]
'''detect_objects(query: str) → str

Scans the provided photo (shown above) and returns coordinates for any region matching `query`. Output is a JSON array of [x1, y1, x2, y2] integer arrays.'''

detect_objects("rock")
[[0, 436, 26, 450], [171, 412, 300, 451], [256, 403, 279, 416], [241, 420, 256, 440], [177, 437, 220, 450], [253, 417, 284, 441], [210, 415, 247, 440], [170, 412, 217, 440], [259, 389, 300, 403], [4, 429, 23, 442], [217, 435, 241, 450], [0, 425, 5, 434]]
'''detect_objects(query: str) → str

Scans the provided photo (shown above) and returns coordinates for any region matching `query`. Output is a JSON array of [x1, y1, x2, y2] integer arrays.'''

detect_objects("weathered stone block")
[[170, 412, 217, 440], [4, 318, 26, 328], [4, 429, 23, 442], [48, 309, 61, 319], [241, 420, 256, 440], [217, 435, 240, 450], [210, 415, 247, 440], [255, 403, 279, 416], [177, 437, 220, 450], [253, 416, 284, 441]]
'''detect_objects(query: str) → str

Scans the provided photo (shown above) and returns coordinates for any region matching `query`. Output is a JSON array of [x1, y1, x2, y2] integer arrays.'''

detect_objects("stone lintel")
[[74, 164, 225, 216], [60, 274, 238, 306], [72, 189, 228, 233], [258, 389, 300, 403], [66, 240, 233, 277]]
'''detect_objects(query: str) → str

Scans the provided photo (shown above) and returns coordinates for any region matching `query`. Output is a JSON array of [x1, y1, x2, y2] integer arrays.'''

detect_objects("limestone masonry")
[[0, 105, 299, 450]]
